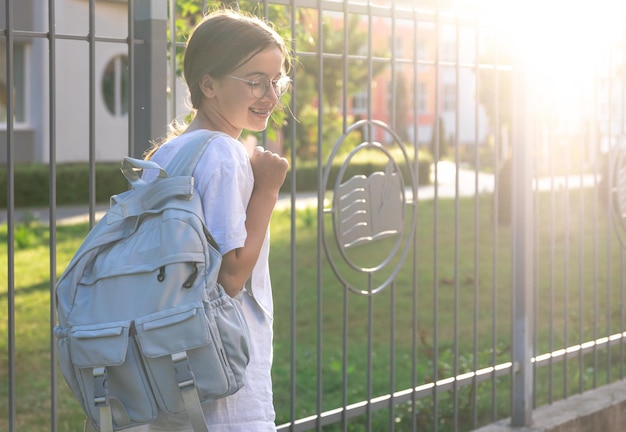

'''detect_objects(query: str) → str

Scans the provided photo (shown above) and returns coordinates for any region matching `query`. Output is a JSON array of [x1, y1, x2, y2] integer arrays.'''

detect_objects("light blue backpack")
[[55, 131, 250, 432]]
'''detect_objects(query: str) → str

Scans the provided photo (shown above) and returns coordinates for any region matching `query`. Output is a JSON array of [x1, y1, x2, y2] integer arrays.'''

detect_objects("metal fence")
[[3, 0, 626, 431]]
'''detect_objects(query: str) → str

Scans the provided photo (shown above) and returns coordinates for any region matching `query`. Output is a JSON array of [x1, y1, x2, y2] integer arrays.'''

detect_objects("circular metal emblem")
[[321, 120, 417, 296]]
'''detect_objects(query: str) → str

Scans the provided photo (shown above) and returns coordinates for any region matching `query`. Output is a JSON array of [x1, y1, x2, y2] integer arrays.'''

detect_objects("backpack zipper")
[[182, 263, 199, 288], [157, 266, 166, 282], [157, 263, 198, 288]]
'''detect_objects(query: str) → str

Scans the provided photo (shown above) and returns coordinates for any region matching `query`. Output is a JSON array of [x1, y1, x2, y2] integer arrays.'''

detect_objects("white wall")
[[49, 0, 130, 163]]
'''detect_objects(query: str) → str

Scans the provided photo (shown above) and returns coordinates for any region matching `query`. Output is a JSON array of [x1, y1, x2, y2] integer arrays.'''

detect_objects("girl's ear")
[[200, 74, 216, 98]]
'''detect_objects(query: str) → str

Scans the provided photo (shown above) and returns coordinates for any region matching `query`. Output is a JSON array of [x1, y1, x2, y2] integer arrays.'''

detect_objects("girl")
[[140, 9, 290, 432]]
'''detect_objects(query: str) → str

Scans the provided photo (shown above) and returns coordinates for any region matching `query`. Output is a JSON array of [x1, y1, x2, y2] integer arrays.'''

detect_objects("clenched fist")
[[250, 146, 289, 196]]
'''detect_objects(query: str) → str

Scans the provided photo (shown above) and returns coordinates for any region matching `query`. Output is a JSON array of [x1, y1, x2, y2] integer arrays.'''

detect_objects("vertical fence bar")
[[578, 125, 585, 395], [452, 14, 460, 432], [531, 113, 539, 408], [341, 5, 349, 430], [605, 46, 614, 387], [261, 0, 269, 147], [5, 0, 16, 429], [592, 60, 600, 390], [365, 10, 374, 429], [616, 1, 626, 379], [490, 32, 500, 423], [128, 0, 135, 156], [563, 120, 571, 398], [411, 6, 420, 431], [388, 3, 397, 430], [432, 9, 440, 431], [167, 0, 178, 121], [472, 14, 480, 429], [315, 1, 324, 429], [340, 5, 350, 431], [366, 4, 373, 429], [548, 122, 555, 403], [288, 2, 298, 430], [48, 0, 58, 430], [510, 32, 534, 428], [333, 2, 350, 431], [168, 0, 177, 122], [88, 0, 96, 227]]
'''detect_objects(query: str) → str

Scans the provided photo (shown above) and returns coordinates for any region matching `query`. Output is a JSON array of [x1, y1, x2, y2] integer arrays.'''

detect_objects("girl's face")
[[201, 46, 285, 139]]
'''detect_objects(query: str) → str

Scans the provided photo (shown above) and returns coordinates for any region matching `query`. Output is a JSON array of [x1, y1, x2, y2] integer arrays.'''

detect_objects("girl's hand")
[[250, 146, 289, 195]]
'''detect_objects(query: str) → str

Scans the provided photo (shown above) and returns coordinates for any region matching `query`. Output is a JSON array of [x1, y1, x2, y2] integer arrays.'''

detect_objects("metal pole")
[[510, 27, 534, 427], [6, 0, 16, 428], [132, 0, 167, 159], [48, 0, 58, 429]]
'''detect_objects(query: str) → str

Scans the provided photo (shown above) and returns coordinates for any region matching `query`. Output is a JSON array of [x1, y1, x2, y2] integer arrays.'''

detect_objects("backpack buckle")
[[92, 367, 109, 407], [171, 351, 196, 390]]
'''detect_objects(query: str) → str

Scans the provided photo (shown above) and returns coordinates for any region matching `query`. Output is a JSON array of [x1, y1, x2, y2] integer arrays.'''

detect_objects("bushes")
[[0, 163, 127, 208], [1, 158, 432, 209], [283, 158, 431, 194]]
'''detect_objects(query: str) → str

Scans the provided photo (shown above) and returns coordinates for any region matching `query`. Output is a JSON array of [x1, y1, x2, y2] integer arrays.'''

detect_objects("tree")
[[294, 12, 387, 160], [477, 37, 513, 161], [389, 74, 410, 143], [296, 12, 387, 110], [429, 116, 449, 162], [476, 35, 514, 225]]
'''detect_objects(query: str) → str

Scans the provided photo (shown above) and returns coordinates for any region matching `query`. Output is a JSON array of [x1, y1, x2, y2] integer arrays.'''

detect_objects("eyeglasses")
[[225, 74, 291, 98]]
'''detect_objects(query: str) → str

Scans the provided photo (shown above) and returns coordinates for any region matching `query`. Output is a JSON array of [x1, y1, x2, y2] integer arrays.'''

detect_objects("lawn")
[[1, 188, 625, 431]]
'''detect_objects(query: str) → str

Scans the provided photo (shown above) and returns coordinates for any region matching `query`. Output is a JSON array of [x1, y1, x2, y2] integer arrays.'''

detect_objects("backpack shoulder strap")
[[119, 131, 226, 191], [165, 130, 227, 178]]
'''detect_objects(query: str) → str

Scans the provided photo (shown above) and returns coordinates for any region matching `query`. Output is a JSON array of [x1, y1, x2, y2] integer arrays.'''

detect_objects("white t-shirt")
[[137, 129, 276, 432]]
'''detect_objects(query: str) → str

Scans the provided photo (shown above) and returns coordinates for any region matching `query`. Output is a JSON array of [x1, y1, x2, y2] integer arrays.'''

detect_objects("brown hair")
[[184, 9, 290, 110]]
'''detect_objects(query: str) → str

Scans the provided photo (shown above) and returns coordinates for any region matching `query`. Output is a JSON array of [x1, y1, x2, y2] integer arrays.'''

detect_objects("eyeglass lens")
[[253, 77, 290, 98]]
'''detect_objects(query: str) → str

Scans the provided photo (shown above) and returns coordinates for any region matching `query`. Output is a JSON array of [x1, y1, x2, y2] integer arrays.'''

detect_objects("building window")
[[417, 41, 426, 61], [102, 54, 129, 116], [394, 37, 403, 58], [418, 82, 427, 113], [352, 92, 368, 115], [443, 83, 456, 111], [442, 41, 456, 63], [0, 42, 26, 124]]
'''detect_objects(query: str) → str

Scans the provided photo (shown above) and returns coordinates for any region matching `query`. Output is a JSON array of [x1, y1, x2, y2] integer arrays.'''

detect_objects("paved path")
[[1, 163, 598, 226], [0, 192, 320, 226]]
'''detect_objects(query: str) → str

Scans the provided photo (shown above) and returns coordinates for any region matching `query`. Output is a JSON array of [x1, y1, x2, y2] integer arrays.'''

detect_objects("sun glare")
[[468, 0, 625, 125]]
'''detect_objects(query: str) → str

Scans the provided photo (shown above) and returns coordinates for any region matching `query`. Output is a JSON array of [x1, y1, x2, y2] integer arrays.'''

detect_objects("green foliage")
[[292, 12, 388, 161], [296, 13, 387, 109], [0, 163, 127, 209], [282, 154, 432, 196], [294, 104, 358, 161], [299, 206, 315, 228], [393, 344, 511, 431], [429, 117, 451, 162], [477, 37, 513, 151], [13, 212, 40, 249], [389, 74, 411, 143]]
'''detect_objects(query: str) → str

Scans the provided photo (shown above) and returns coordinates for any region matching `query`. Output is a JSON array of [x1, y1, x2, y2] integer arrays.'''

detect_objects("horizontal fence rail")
[[2, 1, 626, 431]]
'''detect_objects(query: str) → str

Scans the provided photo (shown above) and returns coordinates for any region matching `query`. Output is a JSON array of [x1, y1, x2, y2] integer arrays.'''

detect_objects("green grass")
[[1, 188, 625, 431]]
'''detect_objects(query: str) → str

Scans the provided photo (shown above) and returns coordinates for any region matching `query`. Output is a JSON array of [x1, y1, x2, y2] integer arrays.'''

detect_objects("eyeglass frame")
[[225, 74, 291, 99]]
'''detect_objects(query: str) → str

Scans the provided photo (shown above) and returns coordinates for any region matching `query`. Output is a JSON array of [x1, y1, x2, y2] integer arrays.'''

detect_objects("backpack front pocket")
[[134, 301, 231, 414], [68, 321, 157, 429]]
